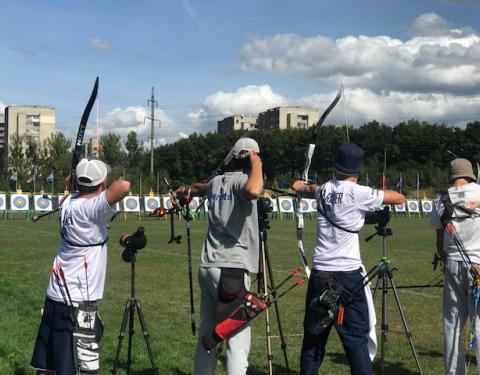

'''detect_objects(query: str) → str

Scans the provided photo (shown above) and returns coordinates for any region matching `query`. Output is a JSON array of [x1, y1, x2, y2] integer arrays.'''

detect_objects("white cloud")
[[58, 106, 186, 147], [239, 13, 480, 96], [187, 85, 288, 130], [89, 37, 112, 51], [0, 101, 5, 113]]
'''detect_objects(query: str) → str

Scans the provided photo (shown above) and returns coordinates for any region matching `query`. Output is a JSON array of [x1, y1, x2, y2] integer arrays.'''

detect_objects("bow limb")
[[296, 84, 343, 279], [302, 84, 343, 182], [69, 77, 100, 192]]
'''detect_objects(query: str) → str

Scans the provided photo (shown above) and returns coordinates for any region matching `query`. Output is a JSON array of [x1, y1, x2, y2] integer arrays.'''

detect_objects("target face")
[[409, 202, 417, 210], [312, 200, 318, 210], [279, 198, 294, 213], [146, 198, 159, 210], [395, 203, 406, 212], [282, 200, 292, 210], [189, 198, 199, 210], [164, 197, 173, 209], [14, 196, 26, 209], [0, 195, 4, 210], [37, 197, 50, 209], [126, 198, 138, 209], [300, 199, 309, 211], [422, 200, 433, 213]]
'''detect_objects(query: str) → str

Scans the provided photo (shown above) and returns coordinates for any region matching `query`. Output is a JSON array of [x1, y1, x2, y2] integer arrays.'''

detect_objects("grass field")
[[0, 213, 477, 374]]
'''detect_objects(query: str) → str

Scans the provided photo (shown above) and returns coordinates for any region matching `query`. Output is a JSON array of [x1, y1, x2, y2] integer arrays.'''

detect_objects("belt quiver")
[[202, 268, 248, 350], [72, 302, 103, 374], [306, 274, 343, 336]]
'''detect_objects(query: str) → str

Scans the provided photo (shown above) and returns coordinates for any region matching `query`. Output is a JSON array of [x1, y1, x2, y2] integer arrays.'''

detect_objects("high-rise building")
[[0, 113, 5, 153], [4, 106, 56, 153], [217, 115, 257, 135], [257, 107, 320, 131]]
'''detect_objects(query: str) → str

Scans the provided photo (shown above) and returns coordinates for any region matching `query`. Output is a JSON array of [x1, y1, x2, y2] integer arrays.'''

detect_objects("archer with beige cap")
[[31, 158, 131, 375], [175, 137, 263, 375], [431, 158, 480, 375]]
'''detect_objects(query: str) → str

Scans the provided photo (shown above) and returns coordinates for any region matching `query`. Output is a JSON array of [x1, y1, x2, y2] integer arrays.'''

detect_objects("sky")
[[1, 0, 480, 145]]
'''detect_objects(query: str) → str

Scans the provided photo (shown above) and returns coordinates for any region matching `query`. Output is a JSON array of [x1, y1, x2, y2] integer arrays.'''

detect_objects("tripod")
[[257, 201, 291, 375], [111, 253, 158, 375], [366, 222, 423, 375]]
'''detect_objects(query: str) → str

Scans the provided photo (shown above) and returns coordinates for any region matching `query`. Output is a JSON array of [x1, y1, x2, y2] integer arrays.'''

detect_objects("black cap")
[[334, 143, 364, 175]]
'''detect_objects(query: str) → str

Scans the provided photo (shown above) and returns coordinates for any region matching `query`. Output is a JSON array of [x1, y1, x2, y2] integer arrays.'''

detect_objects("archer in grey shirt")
[[201, 172, 259, 274]]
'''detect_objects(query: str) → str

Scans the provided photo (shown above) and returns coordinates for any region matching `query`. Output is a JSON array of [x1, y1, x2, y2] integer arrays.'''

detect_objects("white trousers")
[[194, 267, 251, 375], [444, 260, 480, 375]]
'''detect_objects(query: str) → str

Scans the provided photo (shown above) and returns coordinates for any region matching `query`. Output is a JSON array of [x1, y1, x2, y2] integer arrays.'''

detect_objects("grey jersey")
[[201, 172, 259, 273]]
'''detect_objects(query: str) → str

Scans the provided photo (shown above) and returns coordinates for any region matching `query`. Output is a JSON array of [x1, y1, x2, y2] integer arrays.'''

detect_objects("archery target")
[[123, 196, 140, 212], [305, 199, 316, 213], [311, 199, 318, 211], [407, 200, 420, 213], [163, 196, 173, 210], [0, 194, 5, 210], [300, 199, 310, 212], [421, 200, 433, 213], [35, 194, 52, 211], [279, 197, 294, 213], [189, 197, 200, 211], [265, 197, 278, 212], [10, 194, 29, 211], [144, 196, 160, 212], [394, 202, 406, 213]]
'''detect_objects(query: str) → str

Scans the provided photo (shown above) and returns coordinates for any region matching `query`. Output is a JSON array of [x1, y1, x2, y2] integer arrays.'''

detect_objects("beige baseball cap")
[[449, 158, 476, 182], [76, 158, 111, 187]]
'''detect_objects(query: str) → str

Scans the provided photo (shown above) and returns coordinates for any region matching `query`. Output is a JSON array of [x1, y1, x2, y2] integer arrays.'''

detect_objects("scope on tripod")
[[120, 227, 147, 262], [365, 206, 391, 227], [257, 197, 273, 231]]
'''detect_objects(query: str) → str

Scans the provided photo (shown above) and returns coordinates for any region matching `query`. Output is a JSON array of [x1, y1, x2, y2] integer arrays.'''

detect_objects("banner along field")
[[0, 216, 474, 374]]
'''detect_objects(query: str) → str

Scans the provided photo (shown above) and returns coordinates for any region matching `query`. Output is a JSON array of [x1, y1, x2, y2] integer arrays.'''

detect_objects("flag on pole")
[[395, 174, 403, 193], [27, 174, 36, 184], [9, 172, 18, 181], [46, 172, 54, 183]]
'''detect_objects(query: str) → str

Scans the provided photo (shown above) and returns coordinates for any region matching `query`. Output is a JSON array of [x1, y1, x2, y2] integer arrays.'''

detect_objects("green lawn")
[[0, 214, 476, 374]]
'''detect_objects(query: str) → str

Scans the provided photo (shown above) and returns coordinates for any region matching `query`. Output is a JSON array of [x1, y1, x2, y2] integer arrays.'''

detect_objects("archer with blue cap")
[[292, 143, 405, 374]]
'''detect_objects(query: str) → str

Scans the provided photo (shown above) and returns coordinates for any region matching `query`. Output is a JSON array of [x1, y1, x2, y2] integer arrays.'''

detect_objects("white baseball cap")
[[231, 138, 260, 159], [76, 158, 111, 187]]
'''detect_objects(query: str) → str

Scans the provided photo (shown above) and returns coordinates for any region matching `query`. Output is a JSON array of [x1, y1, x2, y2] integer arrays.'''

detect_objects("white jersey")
[[47, 191, 116, 303], [431, 182, 480, 263], [313, 179, 384, 271]]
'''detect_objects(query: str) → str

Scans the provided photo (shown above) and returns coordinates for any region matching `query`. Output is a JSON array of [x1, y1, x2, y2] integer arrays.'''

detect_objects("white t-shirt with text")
[[47, 191, 116, 303], [313, 179, 384, 271]]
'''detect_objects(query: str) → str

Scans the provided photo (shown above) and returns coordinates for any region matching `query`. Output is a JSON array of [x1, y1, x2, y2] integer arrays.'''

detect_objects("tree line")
[[2, 119, 479, 197]]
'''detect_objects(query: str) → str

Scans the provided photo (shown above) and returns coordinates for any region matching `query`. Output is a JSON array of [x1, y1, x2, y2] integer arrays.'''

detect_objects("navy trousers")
[[300, 269, 372, 375]]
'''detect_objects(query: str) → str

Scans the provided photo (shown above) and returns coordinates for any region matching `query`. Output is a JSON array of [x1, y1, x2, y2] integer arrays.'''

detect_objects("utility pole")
[[144, 87, 161, 176]]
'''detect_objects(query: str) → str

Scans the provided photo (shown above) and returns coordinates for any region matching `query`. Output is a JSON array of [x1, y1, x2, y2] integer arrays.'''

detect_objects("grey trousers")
[[444, 260, 480, 375], [194, 267, 251, 375]]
